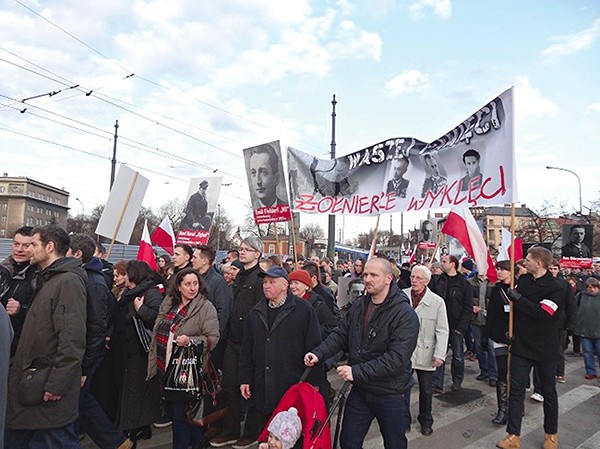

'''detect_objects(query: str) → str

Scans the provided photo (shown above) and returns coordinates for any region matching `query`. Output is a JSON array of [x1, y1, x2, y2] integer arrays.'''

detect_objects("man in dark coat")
[[497, 247, 563, 449], [0, 226, 38, 357], [211, 236, 265, 449], [5, 225, 87, 448], [192, 244, 232, 370], [181, 180, 212, 231], [239, 266, 323, 442], [68, 234, 131, 449], [305, 258, 419, 449], [429, 254, 473, 392]]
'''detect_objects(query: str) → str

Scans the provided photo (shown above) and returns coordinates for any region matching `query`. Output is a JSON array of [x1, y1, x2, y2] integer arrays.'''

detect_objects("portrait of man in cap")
[[180, 179, 213, 231]]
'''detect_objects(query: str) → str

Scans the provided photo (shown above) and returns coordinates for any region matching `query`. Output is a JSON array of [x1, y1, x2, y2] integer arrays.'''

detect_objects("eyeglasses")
[[239, 247, 257, 253]]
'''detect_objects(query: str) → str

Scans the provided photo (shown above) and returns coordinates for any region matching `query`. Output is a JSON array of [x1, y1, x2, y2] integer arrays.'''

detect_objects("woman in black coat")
[[112, 260, 163, 442], [484, 260, 512, 425]]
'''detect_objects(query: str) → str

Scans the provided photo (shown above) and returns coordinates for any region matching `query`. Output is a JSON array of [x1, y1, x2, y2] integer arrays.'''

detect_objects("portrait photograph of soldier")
[[180, 177, 222, 232], [244, 141, 290, 210], [421, 153, 447, 198], [386, 156, 410, 198], [561, 224, 593, 258]]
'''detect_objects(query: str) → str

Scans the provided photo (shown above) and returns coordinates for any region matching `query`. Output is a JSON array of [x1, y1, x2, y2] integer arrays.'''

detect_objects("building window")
[[268, 244, 275, 253]]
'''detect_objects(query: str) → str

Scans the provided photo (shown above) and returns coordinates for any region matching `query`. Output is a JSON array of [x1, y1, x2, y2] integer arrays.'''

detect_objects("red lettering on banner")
[[317, 196, 334, 213], [296, 194, 317, 212], [407, 165, 508, 211], [294, 192, 396, 215]]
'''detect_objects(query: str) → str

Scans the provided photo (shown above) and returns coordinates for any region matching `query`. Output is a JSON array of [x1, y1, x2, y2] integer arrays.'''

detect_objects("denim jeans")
[[340, 387, 408, 449], [433, 331, 464, 389], [507, 355, 558, 436], [472, 324, 498, 380], [581, 337, 600, 375], [171, 401, 204, 449], [79, 363, 127, 449], [5, 423, 81, 449]]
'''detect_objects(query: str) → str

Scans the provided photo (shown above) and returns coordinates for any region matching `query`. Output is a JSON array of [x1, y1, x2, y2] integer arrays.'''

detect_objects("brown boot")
[[117, 439, 135, 449], [496, 434, 520, 449], [543, 433, 558, 449]]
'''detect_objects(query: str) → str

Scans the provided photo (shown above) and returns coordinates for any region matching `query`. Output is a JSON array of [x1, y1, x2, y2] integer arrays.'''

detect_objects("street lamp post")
[[75, 197, 85, 233], [545, 166, 582, 215]]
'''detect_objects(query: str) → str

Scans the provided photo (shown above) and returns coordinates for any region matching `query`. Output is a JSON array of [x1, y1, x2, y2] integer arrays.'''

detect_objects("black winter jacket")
[[239, 292, 323, 414], [484, 282, 511, 345], [81, 257, 116, 375], [512, 271, 563, 361], [430, 273, 473, 334], [306, 291, 338, 339], [0, 257, 39, 356], [229, 262, 264, 344], [312, 283, 419, 395]]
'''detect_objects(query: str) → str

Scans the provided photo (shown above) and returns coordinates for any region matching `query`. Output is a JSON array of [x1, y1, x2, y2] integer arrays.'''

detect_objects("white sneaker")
[[530, 392, 544, 402]]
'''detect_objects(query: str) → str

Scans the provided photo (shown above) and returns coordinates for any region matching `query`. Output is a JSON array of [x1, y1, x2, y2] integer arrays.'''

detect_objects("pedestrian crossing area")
[[84, 353, 600, 449]]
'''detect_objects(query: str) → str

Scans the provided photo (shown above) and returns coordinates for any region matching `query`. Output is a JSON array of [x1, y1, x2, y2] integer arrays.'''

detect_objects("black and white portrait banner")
[[287, 88, 515, 216]]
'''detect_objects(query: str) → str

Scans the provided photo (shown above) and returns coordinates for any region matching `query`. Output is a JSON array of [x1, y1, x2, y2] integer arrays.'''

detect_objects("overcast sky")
[[1, 0, 599, 241]]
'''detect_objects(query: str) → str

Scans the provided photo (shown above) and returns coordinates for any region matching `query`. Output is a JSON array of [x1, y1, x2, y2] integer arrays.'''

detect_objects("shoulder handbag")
[[132, 315, 153, 353], [186, 338, 229, 427]]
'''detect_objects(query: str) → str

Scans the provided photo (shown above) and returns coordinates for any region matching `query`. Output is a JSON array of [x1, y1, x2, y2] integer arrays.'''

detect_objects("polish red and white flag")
[[138, 220, 158, 271], [409, 244, 418, 264], [151, 216, 175, 255], [442, 208, 497, 283], [497, 227, 523, 262]]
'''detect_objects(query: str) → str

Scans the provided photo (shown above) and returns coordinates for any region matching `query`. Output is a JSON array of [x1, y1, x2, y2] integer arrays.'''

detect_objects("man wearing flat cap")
[[181, 180, 212, 231], [238, 266, 324, 447]]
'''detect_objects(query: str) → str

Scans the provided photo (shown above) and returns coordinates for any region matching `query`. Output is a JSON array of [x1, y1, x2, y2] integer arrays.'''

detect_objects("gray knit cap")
[[267, 407, 302, 449]]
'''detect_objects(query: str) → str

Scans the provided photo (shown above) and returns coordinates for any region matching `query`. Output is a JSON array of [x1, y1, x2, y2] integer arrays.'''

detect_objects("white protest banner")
[[95, 164, 149, 244], [287, 88, 515, 216], [176, 176, 223, 246], [243, 141, 292, 224]]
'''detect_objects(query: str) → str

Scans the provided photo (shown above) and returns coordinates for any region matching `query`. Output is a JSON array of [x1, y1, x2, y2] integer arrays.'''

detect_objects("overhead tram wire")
[[0, 54, 242, 160], [10, 0, 325, 153], [0, 94, 245, 183], [0, 123, 249, 204]]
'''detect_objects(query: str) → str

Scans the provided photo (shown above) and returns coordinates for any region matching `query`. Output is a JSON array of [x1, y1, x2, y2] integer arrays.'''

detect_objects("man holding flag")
[[496, 247, 563, 449]]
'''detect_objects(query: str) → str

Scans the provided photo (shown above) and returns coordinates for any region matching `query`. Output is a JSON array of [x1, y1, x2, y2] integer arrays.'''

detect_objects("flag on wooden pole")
[[442, 208, 497, 283]]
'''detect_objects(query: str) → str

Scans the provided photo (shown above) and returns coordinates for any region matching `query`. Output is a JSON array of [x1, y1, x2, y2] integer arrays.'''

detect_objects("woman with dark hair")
[[158, 254, 172, 279], [112, 260, 164, 442], [91, 259, 128, 421], [484, 260, 512, 425], [147, 268, 219, 449]]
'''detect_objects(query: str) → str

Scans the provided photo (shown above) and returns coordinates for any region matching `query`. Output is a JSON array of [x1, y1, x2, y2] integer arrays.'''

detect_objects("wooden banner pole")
[[106, 172, 138, 259]]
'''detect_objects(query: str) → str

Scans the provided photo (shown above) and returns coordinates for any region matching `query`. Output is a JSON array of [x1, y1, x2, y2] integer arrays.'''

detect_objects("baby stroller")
[[258, 369, 350, 449]]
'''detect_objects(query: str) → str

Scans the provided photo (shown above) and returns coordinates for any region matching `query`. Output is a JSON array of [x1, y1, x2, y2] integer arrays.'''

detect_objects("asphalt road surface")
[[83, 350, 600, 449]]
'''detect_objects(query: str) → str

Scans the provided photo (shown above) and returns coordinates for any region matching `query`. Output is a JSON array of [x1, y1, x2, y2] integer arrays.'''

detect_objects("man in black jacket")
[[305, 258, 419, 449], [211, 236, 264, 449], [0, 226, 39, 357], [239, 266, 323, 439], [68, 234, 131, 449], [496, 247, 563, 449], [429, 255, 473, 392], [192, 244, 232, 370]]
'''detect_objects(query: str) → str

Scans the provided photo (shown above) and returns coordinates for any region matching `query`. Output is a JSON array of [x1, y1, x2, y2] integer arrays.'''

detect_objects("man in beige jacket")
[[403, 265, 449, 436]]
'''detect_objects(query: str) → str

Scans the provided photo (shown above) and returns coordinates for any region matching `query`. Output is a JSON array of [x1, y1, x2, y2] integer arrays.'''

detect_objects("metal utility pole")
[[110, 120, 119, 189], [327, 95, 337, 259]]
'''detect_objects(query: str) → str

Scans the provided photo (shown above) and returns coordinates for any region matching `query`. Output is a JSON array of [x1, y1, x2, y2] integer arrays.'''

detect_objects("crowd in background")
[[1, 224, 600, 449]]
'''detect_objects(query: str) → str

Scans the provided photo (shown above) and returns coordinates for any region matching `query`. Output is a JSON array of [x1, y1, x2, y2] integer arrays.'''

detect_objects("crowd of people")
[[1, 224, 600, 449]]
